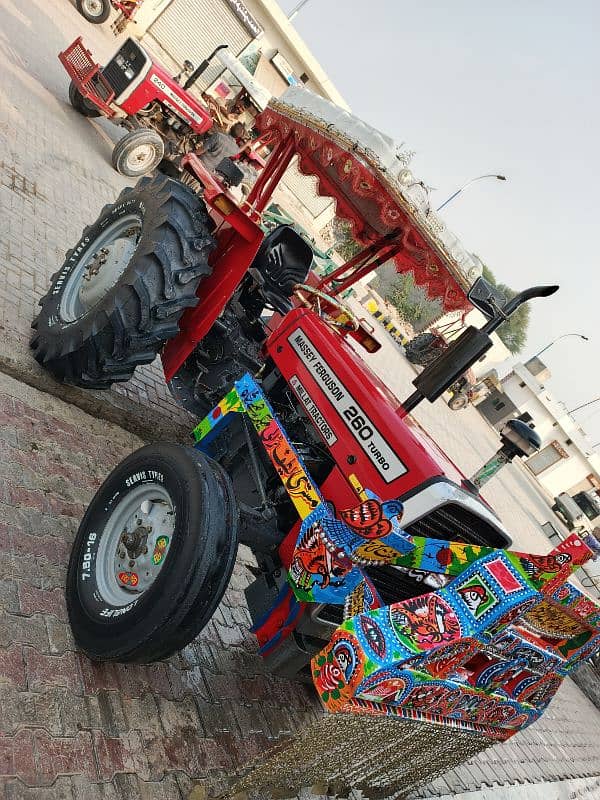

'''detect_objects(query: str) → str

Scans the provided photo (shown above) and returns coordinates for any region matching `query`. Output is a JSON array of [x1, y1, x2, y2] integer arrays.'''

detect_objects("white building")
[[478, 358, 600, 498], [131, 0, 348, 106]]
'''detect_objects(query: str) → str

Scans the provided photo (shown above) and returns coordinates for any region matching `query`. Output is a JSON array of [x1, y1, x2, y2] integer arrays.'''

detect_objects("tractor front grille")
[[102, 39, 147, 97], [314, 501, 507, 627], [405, 503, 507, 548]]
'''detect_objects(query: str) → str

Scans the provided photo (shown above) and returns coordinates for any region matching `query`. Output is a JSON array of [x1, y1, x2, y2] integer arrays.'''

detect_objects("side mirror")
[[467, 277, 506, 319]]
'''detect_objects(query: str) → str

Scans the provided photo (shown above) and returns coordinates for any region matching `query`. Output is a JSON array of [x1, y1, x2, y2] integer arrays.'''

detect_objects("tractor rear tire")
[[66, 443, 239, 663], [112, 129, 165, 177], [68, 81, 102, 118], [76, 0, 111, 24], [31, 176, 215, 388]]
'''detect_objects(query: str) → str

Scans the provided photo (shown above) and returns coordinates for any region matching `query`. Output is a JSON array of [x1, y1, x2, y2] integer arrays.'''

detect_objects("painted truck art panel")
[[193, 373, 600, 742]]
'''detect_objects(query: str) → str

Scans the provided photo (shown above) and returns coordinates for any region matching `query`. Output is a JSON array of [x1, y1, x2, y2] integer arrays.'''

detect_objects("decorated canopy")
[[256, 87, 486, 312]]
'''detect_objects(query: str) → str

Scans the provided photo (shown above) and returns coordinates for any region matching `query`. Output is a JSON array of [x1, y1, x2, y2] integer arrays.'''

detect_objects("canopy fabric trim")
[[256, 91, 485, 312]]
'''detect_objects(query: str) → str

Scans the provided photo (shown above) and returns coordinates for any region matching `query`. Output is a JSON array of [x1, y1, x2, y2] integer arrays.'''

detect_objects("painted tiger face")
[[340, 499, 397, 539]]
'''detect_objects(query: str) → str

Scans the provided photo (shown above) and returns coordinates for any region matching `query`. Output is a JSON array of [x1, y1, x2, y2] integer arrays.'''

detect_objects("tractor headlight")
[[115, 54, 126, 67], [124, 67, 135, 80]]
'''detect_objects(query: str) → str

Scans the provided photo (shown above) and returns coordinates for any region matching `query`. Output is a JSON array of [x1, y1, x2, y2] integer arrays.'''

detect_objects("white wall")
[[502, 366, 599, 497]]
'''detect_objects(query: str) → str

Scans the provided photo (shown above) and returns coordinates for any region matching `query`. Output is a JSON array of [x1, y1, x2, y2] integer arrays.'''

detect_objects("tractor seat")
[[250, 225, 313, 315]]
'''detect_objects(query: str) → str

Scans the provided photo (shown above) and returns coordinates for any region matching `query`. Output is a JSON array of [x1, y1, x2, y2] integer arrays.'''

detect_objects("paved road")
[[1, 2, 600, 798]]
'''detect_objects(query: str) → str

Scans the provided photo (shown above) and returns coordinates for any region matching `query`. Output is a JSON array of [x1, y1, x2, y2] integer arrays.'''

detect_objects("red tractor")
[[60, 36, 266, 177], [32, 87, 558, 681]]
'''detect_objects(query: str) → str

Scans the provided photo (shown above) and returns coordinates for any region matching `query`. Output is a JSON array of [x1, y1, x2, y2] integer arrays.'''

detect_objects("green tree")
[[239, 48, 261, 75], [331, 218, 361, 262], [481, 265, 530, 354], [386, 272, 441, 329]]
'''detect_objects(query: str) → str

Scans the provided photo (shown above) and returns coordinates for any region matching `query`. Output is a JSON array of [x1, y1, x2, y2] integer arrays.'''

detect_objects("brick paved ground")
[[2, 1, 600, 798], [0, 371, 320, 797]]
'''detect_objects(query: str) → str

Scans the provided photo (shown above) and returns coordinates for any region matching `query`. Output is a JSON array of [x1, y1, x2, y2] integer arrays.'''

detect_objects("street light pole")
[[568, 397, 600, 415], [436, 174, 507, 212], [288, 0, 311, 20], [531, 333, 589, 360]]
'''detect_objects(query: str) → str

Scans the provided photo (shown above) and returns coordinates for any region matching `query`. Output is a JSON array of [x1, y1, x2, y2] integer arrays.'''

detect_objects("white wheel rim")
[[59, 213, 142, 323], [82, 0, 105, 17], [95, 483, 176, 607], [125, 142, 159, 173]]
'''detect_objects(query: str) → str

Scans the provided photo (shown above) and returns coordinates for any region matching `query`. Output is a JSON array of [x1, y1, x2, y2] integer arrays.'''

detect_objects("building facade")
[[478, 359, 600, 498], [129, 0, 342, 228], [131, 0, 348, 106]]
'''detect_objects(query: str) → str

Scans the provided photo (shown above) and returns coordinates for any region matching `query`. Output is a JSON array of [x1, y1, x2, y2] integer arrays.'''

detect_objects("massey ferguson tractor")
[[59, 35, 265, 177], [32, 87, 600, 773]]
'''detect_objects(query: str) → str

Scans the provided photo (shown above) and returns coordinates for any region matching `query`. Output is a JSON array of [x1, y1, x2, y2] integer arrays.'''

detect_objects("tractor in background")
[[59, 35, 269, 176], [76, 0, 142, 33]]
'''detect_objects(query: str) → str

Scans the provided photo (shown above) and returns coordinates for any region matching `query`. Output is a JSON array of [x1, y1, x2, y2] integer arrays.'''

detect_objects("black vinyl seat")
[[250, 225, 314, 315]]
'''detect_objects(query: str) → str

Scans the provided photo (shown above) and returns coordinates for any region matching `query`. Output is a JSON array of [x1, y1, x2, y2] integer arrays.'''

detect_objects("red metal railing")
[[58, 38, 116, 117]]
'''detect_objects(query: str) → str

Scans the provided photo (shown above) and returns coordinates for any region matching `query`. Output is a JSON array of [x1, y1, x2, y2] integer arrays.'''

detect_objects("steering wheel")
[[293, 284, 359, 331]]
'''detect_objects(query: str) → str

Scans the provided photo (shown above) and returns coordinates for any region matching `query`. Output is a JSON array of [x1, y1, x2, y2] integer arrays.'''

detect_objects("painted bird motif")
[[519, 552, 571, 580]]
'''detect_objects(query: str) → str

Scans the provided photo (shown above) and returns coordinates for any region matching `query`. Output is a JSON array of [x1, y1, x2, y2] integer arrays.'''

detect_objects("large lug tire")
[[76, 0, 111, 23], [31, 176, 215, 388], [68, 80, 102, 118], [112, 129, 165, 177], [66, 443, 239, 663]]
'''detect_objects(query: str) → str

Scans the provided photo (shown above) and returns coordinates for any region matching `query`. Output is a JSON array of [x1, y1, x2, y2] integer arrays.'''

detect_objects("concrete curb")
[[0, 326, 192, 444]]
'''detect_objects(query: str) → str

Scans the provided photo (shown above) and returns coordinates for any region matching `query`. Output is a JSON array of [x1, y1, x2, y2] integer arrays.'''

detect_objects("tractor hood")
[[268, 308, 510, 548]]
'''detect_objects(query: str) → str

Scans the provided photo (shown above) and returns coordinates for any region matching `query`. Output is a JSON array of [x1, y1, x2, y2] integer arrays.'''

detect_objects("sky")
[[278, 0, 600, 448]]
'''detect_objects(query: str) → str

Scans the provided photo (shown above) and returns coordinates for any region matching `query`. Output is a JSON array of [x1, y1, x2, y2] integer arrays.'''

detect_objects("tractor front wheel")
[[448, 393, 469, 411], [112, 129, 165, 177], [31, 176, 215, 388], [68, 81, 102, 118], [76, 0, 111, 23], [66, 444, 239, 662]]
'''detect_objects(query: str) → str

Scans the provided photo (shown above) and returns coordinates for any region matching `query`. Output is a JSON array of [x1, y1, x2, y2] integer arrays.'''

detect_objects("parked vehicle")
[[446, 369, 500, 411], [552, 492, 591, 531], [404, 327, 450, 367], [573, 491, 600, 522], [76, 0, 141, 33], [59, 36, 268, 176], [31, 87, 592, 753]]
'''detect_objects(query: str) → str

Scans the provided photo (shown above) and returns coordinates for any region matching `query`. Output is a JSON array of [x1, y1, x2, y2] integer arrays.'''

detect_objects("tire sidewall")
[[37, 188, 155, 340], [449, 394, 468, 410], [67, 447, 217, 657]]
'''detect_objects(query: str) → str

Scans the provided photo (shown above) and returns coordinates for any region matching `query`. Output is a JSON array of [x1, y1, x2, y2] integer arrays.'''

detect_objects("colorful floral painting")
[[193, 372, 600, 741]]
